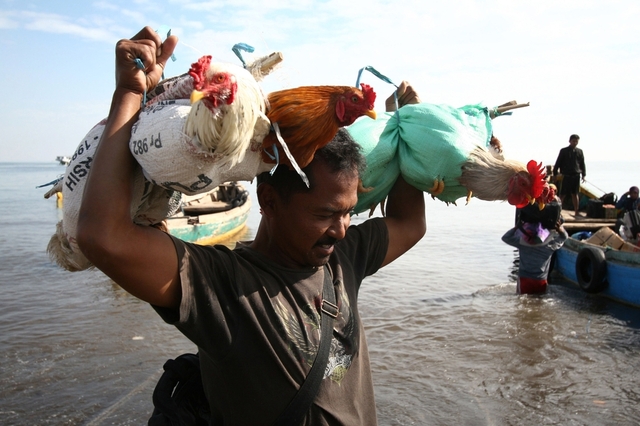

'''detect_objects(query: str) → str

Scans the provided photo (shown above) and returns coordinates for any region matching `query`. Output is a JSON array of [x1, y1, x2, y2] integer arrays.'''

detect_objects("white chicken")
[[183, 54, 270, 167]]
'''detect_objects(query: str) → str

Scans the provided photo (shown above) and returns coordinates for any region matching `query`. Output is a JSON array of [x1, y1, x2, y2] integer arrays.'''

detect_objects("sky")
[[1, 0, 639, 168]]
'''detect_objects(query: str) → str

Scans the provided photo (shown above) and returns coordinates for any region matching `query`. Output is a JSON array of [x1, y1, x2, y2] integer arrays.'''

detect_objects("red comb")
[[527, 160, 546, 199], [188, 55, 212, 89], [360, 83, 376, 107]]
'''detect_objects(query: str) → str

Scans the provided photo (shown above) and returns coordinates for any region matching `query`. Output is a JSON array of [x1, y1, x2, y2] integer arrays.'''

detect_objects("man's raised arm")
[[77, 27, 182, 309], [380, 81, 426, 267]]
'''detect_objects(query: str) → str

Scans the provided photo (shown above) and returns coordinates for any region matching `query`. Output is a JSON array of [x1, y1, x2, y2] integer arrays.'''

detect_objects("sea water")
[[1, 161, 640, 425]]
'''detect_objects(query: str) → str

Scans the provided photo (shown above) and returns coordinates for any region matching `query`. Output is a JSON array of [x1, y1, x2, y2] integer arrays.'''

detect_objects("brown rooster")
[[261, 84, 377, 169], [185, 55, 270, 167]]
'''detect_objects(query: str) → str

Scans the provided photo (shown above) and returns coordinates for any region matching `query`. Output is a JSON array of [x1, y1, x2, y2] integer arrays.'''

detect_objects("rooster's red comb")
[[527, 160, 546, 199], [360, 83, 376, 108], [188, 55, 212, 89]]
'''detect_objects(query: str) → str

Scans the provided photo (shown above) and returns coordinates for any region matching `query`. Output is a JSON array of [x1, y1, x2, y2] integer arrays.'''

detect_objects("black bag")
[[148, 353, 210, 426], [599, 192, 618, 205]]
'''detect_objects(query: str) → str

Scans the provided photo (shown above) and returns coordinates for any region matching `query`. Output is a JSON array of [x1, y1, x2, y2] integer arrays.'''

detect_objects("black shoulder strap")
[[273, 265, 337, 426]]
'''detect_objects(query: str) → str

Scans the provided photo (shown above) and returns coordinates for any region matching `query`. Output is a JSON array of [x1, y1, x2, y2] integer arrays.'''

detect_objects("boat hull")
[[166, 195, 251, 245], [553, 238, 640, 308]]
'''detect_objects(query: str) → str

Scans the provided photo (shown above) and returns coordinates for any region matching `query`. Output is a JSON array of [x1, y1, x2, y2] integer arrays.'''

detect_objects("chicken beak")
[[526, 194, 535, 205], [190, 90, 205, 104], [364, 109, 377, 120]]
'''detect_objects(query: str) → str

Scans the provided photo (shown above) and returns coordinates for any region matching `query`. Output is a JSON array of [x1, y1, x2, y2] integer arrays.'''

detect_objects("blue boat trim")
[[553, 237, 640, 308]]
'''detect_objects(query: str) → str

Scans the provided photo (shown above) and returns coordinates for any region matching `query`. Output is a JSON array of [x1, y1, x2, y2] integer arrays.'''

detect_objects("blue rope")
[[133, 58, 148, 106], [35, 175, 63, 189], [133, 27, 178, 107], [355, 65, 401, 120], [355, 65, 398, 88], [491, 107, 513, 117], [155, 27, 177, 80], [232, 43, 255, 68]]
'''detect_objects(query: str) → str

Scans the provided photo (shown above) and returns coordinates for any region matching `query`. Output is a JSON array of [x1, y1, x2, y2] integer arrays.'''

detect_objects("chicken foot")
[[428, 178, 445, 197]]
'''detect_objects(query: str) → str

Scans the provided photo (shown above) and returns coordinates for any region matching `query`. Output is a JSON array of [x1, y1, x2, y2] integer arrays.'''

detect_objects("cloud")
[[0, 10, 117, 42], [0, 10, 19, 29], [2, 0, 640, 162]]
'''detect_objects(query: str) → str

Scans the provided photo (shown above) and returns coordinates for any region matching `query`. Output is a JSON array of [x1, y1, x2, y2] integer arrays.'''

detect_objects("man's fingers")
[[157, 34, 179, 67], [396, 80, 409, 94], [126, 27, 178, 72], [131, 26, 162, 45], [396, 82, 420, 106], [126, 42, 157, 72]]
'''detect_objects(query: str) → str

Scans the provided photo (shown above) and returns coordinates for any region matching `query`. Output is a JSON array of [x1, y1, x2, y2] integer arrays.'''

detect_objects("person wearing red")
[[502, 220, 568, 294]]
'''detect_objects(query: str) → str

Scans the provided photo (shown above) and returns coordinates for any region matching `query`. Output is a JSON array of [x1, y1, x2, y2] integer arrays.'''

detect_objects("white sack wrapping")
[[131, 99, 271, 195], [47, 56, 282, 272], [48, 99, 275, 272], [48, 101, 275, 271], [48, 121, 179, 271]]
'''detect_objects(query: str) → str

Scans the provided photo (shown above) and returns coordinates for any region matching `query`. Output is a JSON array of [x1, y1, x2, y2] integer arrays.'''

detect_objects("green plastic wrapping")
[[347, 102, 493, 214]]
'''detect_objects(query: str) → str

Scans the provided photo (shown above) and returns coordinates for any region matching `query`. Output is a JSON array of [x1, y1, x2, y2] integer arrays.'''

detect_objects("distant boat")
[[56, 156, 71, 166], [552, 227, 640, 308], [166, 182, 251, 245]]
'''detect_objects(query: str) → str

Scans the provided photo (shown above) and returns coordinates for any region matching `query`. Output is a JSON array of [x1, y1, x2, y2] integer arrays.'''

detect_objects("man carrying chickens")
[[77, 27, 426, 425]]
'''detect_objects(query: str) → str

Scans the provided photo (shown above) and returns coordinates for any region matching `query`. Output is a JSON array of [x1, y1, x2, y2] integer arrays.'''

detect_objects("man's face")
[[630, 188, 639, 200], [569, 138, 579, 148], [269, 162, 359, 268]]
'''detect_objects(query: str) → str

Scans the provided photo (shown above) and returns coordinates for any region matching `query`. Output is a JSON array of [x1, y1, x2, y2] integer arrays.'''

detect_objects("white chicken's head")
[[188, 55, 238, 110]]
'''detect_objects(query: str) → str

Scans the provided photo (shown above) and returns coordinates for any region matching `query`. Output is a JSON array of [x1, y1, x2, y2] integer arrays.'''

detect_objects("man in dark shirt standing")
[[553, 134, 586, 217]]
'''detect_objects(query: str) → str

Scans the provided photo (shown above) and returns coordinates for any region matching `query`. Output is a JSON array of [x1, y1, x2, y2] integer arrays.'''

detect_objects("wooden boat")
[[552, 227, 640, 308], [546, 168, 618, 233], [560, 209, 616, 234], [166, 182, 251, 245]]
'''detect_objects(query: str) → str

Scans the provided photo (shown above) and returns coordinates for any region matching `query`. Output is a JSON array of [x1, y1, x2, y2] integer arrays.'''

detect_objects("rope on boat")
[[583, 178, 608, 195]]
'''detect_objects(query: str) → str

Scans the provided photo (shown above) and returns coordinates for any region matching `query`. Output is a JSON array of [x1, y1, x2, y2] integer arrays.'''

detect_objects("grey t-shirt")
[[154, 218, 388, 425]]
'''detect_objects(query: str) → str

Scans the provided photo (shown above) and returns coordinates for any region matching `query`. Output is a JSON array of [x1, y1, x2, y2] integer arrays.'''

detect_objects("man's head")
[[569, 134, 580, 147], [629, 186, 639, 200], [255, 129, 366, 268], [257, 129, 366, 201]]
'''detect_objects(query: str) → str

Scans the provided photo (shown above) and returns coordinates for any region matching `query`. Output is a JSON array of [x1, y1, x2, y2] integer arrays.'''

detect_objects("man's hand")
[[385, 81, 421, 112], [114, 26, 178, 96]]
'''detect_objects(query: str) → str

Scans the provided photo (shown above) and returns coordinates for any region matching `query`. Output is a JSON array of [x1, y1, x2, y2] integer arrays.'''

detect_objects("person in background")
[[553, 134, 586, 217], [76, 27, 426, 425], [502, 220, 568, 294], [615, 186, 640, 213], [615, 186, 640, 239], [547, 183, 561, 205]]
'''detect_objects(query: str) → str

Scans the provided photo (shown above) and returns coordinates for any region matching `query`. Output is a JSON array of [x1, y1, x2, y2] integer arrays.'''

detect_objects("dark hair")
[[257, 129, 366, 201], [569, 134, 580, 141]]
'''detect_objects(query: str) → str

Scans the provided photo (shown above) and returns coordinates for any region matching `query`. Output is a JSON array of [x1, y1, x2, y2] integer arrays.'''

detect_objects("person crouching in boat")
[[502, 220, 568, 294]]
